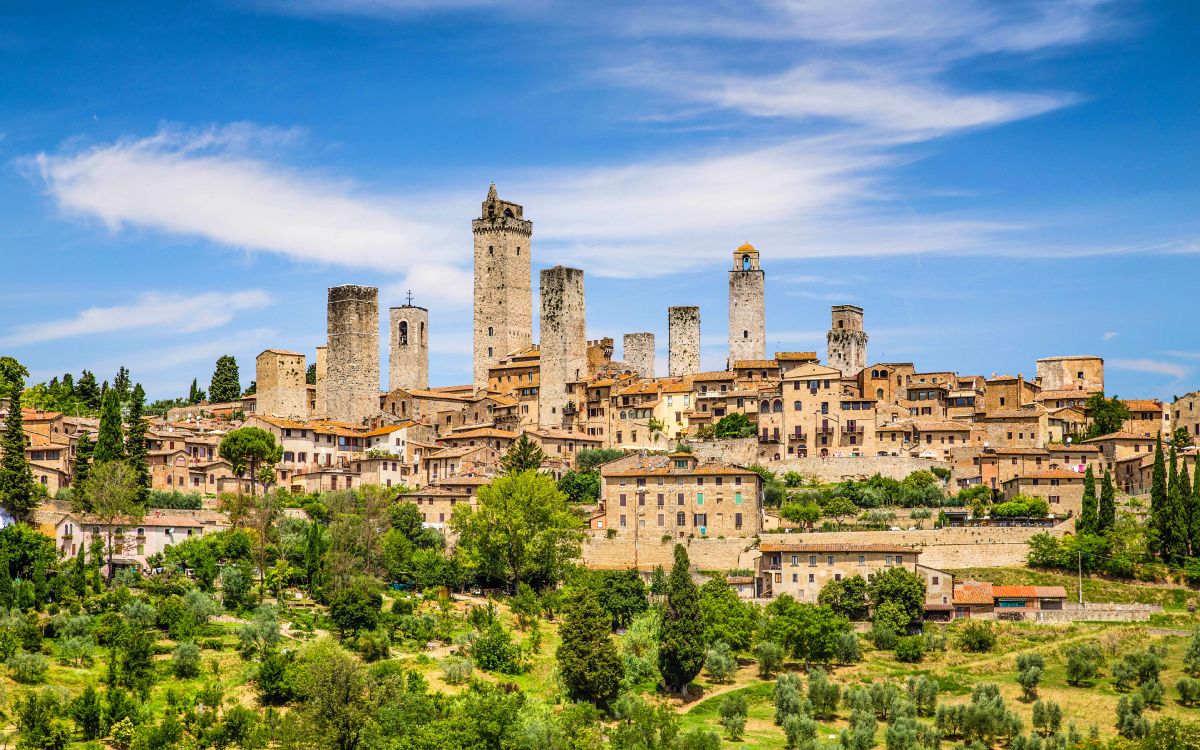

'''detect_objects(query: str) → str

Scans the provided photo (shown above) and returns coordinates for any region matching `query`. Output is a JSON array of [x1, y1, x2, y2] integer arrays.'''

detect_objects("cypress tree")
[[0, 392, 38, 519], [112, 367, 131, 401], [1099, 470, 1116, 532], [93, 389, 125, 464], [73, 433, 94, 488], [1151, 435, 1168, 561], [1181, 462, 1196, 556], [0, 543, 12, 608], [1193, 464, 1200, 558], [72, 544, 87, 598], [658, 544, 705, 695], [124, 384, 151, 504], [75, 370, 100, 410], [1168, 446, 1188, 564], [209, 355, 241, 403], [556, 584, 625, 710], [1077, 465, 1098, 535]]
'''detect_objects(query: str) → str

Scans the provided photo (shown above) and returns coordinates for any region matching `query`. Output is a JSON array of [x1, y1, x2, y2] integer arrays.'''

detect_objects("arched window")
[[419, 321, 425, 344], [487, 347, 493, 357], [793, 400, 801, 411], [876, 388, 884, 399], [742, 254, 750, 271], [488, 245, 494, 255], [743, 329, 749, 339], [504, 208, 515, 218], [773, 399, 783, 413], [676, 511, 685, 527], [487, 326, 494, 336], [399, 321, 408, 346], [760, 400, 770, 412], [516, 246, 521, 256]]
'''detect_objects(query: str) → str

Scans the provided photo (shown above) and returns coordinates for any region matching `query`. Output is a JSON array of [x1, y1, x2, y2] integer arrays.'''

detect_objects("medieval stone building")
[[826, 304, 867, 378], [538, 266, 587, 427], [728, 243, 765, 366], [389, 301, 429, 391], [623, 332, 655, 378], [668, 306, 701, 377], [254, 349, 307, 419], [326, 284, 380, 424], [472, 184, 533, 391]]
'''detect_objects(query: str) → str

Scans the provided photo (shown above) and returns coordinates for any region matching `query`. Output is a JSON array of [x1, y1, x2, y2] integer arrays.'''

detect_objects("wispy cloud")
[[1103, 331, 1119, 341], [1109, 358, 1189, 380], [1164, 351, 1200, 361], [2, 290, 273, 346]]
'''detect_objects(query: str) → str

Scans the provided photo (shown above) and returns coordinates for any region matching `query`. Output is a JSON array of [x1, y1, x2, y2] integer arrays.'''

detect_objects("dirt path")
[[676, 663, 762, 713]]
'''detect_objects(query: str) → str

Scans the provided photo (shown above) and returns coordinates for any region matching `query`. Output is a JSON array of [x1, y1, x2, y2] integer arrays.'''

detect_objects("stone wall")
[[771, 454, 946, 482], [1033, 602, 1161, 623], [254, 349, 308, 419], [623, 332, 656, 378], [690, 438, 760, 466], [389, 305, 429, 391], [827, 304, 867, 377], [472, 186, 533, 390], [583, 534, 760, 572], [668, 306, 700, 377], [1036, 355, 1104, 393], [538, 266, 587, 427], [728, 266, 765, 365], [326, 285, 380, 425]]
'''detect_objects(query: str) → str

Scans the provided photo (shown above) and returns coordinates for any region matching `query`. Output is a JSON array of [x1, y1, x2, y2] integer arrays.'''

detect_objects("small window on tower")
[[743, 330, 748, 339], [488, 326, 494, 336], [399, 321, 408, 346], [488, 347, 493, 357]]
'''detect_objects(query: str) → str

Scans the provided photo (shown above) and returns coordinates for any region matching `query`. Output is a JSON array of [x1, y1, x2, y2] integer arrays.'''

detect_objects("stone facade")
[[326, 284, 380, 425], [389, 304, 429, 391], [1173, 391, 1200, 444], [538, 266, 587, 427], [623, 332, 656, 378], [313, 345, 327, 417], [473, 184, 533, 391], [827, 304, 867, 377], [1036, 355, 1104, 393], [254, 349, 308, 419], [668, 306, 700, 377], [728, 243, 765, 366]]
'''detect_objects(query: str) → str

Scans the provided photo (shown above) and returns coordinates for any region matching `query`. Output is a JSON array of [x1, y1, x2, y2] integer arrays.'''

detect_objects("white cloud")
[[1109, 358, 1189, 380], [3, 290, 273, 346], [1103, 331, 1119, 341]]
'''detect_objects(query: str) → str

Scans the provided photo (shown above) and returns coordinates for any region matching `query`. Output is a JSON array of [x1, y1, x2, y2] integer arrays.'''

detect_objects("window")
[[657, 514, 664, 526], [677, 493, 685, 505], [932, 576, 940, 586], [735, 512, 742, 529], [620, 515, 627, 528], [619, 494, 626, 506], [792, 573, 799, 583], [827, 555, 834, 565], [790, 555, 799, 566], [808, 574, 815, 583], [696, 493, 704, 506], [857, 555, 865, 566], [677, 512, 686, 526], [808, 555, 817, 566]]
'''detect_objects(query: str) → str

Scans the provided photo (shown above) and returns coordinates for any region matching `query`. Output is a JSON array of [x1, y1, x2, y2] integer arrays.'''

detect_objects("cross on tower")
[[405, 289, 414, 306]]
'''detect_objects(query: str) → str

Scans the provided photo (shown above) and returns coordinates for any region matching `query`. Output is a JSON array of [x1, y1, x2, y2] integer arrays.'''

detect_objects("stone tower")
[[538, 266, 587, 426], [728, 242, 765, 366], [389, 298, 429, 392], [326, 284, 380, 424], [668, 306, 701, 377], [473, 183, 533, 391], [254, 349, 307, 419], [313, 345, 327, 417], [826, 304, 868, 377], [623, 332, 655, 378]]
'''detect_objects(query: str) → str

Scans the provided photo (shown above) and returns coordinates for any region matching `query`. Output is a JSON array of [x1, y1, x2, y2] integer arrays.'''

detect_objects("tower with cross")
[[389, 291, 429, 392]]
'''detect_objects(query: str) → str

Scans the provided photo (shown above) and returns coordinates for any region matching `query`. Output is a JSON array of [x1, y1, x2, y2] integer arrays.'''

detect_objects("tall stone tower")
[[254, 349, 307, 419], [313, 345, 327, 417], [826, 304, 868, 377], [728, 242, 765, 366], [623, 332, 655, 378], [389, 297, 429, 392], [473, 183, 533, 391], [538, 266, 587, 426], [326, 284, 380, 424], [668, 306, 701, 377]]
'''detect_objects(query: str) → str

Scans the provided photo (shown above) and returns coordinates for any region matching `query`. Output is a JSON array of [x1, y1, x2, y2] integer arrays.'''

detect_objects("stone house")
[[1121, 399, 1165, 438], [953, 580, 1067, 619], [1172, 391, 1200, 444], [755, 541, 922, 606], [1001, 469, 1086, 517], [912, 421, 979, 461], [597, 452, 762, 539], [54, 509, 228, 574], [526, 428, 604, 468], [1083, 431, 1158, 473]]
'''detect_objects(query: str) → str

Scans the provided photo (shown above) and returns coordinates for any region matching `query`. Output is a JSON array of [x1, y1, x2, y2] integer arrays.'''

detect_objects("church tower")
[[728, 242, 765, 366], [827, 305, 868, 377], [472, 184, 533, 391]]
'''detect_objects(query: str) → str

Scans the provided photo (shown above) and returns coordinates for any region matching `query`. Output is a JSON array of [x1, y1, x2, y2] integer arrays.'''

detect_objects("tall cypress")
[[1099, 470, 1116, 532], [1150, 436, 1168, 562], [0, 392, 38, 519], [1193, 463, 1200, 558], [556, 585, 624, 709], [209, 355, 241, 403], [124, 384, 151, 504], [1181, 462, 1196, 556], [73, 433, 94, 489], [1167, 446, 1187, 564], [1077, 465, 1098, 535], [0, 543, 12, 609], [658, 544, 704, 695], [93, 389, 125, 464]]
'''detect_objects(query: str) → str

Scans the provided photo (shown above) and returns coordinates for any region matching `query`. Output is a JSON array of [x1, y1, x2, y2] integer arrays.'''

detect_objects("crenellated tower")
[[472, 183, 533, 391]]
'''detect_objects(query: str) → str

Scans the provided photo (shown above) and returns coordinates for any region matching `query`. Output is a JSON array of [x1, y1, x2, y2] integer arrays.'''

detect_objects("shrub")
[[895, 636, 925, 663], [906, 675, 938, 717], [704, 640, 737, 683], [469, 621, 525, 674], [1177, 676, 1200, 706], [808, 667, 840, 720], [442, 655, 474, 685], [1064, 642, 1105, 686], [755, 640, 784, 678], [718, 693, 748, 741], [958, 621, 996, 653], [782, 713, 817, 750], [869, 623, 898, 650], [837, 632, 861, 665], [171, 642, 202, 678], [1116, 694, 1149, 739], [357, 629, 391, 662], [1032, 699, 1062, 736], [8, 650, 49, 684], [774, 672, 807, 725]]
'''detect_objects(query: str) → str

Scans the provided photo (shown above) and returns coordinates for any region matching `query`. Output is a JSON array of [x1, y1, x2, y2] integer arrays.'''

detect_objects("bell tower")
[[728, 242, 766, 366]]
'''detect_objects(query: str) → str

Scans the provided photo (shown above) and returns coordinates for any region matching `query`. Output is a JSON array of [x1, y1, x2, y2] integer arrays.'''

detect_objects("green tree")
[[306, 363, 317, 385], [590, 569, 648, 630], [713, 412, 755, 438], [1065, 642, 1104, 685], [124, 383, 151, 504], [1, 390, 38, 519], [558, 469, 601, 503], [1167, 445, 1189, 563], [719, 692, 748, 741], [1099, 469, 1117, 532], [188, 378, 205, 404], [328, 581, 382, 637], [818, 574, 869, 620], [821, 495, 858, 526], [76, 370, 101, 409], [1086, 393, 1131, 438], [74, 460, 146, 583], [698, 573, 759, 651], [763, 595, 849, 667], [557, 585, 624, 710], [93, 389, 125, 464], [1077, 465, 1098, 534], [866, 567, 926, 626], [500, 434, 548, 473], [219, 427, 283, 499], [658, 544, 704, 694], [0, 356, 29, 398], [72, 432, 94, 489], [209, 355, 242, 403]]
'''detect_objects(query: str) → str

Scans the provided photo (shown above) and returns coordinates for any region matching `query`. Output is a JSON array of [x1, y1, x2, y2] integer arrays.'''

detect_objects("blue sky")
[[1, 0, 1197, 402]]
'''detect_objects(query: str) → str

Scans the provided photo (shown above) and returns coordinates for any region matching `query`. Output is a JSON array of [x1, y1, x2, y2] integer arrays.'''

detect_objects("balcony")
[[815, 425, 835, 435], [845, 425, 864, 434], [788, 431, 808, 442]]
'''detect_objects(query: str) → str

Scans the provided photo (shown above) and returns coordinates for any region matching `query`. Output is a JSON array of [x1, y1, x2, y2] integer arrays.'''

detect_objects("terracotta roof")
[[760, 542, 915, 554], [435, 476, 494, 486], [260, 348, 303, 356], [691, 371, 736, 382], [990, 585, 1038, 599], [1122, 399, 1163, 412], [1009, 470, 1084, 480], [441, 428, 518, 440], [915, 421, 974, 432], [406, 389, 474, 401], [1082, 431, 1146, 443], [1034, 586, 1068, 598], [733, 360, 780, 369], [979, 409, 1044, 420], [408, 486, 471, 498], [426, 446, 486, 459], [1047, 444, 1101, 453], [528, 428, 603, 442], [1036, 389, 1098, 401], [952, 580, 994, 605], [990, 447, 1050, 456], [775, 352, 819, 361]]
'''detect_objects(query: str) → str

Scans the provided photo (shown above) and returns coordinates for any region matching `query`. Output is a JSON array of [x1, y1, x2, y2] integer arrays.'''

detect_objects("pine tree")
[[500, 434, 548, 474], [124, 384, 151, 504], [1150, 436, 1168, 561], [73, 433, 94, 488], [75, 370, 100, 410], [0, 391, 38, 519], [112, 367, 131, 401], [556, 585, 625, 709], [1099, 470, 1117, 532], [659, 544, 705, 695], [72, 544, 87, 598], [1077, 465, 1098, 535], [209, 355, 241, 403], [93, 390, 125, 464]]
